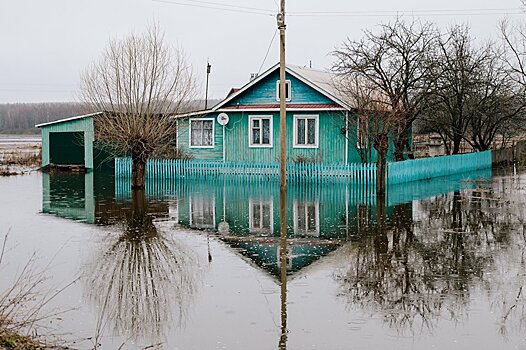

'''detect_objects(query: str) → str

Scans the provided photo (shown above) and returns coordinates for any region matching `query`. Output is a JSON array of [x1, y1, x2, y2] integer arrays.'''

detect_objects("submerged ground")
[[0, 162, 526, 349]]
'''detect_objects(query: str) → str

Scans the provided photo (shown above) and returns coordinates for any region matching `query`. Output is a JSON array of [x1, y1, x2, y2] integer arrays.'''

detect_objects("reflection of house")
[[249, 198, 273, 235], [189, 195, 215, 229], [173, 180, 358, 279], [293, 201, 319, 237], [42, 172, 170, 225]]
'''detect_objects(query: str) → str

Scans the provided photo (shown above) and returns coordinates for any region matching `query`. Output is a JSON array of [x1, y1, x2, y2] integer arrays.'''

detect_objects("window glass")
[[277, 80, 291, 101], [262, 119, 270, 145], [250, 116, 272, 146], [297, 118, 305, 145], [190, 120, 213, 147], [307, 119, 316, 145], [295, 116, 317, 147]]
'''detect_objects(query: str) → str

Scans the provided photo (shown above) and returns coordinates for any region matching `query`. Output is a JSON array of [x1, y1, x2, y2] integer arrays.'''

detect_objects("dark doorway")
[[49, 132, 85, 165]]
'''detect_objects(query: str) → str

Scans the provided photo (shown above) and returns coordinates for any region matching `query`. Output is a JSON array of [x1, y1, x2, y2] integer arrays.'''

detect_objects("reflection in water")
[[335, 180, 526, 335], [83, 189, 200, 342], [41, 168, 526, 346], [279, 186, 288, 350]]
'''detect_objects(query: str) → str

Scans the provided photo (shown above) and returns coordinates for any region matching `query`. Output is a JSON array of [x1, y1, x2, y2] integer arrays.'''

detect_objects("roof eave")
[[35, 112, 103, 128]]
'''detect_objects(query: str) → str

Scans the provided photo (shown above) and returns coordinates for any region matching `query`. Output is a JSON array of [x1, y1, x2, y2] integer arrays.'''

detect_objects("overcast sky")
[[0, 0, 524, 103]]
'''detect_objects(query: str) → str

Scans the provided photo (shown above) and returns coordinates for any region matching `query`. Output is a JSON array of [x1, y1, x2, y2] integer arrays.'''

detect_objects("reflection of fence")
[[388, 151, 492, 185], [114, 158, 377, 185]]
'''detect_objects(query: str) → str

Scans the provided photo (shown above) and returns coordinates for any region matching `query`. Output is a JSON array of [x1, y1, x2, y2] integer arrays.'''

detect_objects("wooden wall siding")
[[41, 117, 95, 168], [224, 111, 351, 164], [228, 71, 335, 106], [176, 117, 223, 160]]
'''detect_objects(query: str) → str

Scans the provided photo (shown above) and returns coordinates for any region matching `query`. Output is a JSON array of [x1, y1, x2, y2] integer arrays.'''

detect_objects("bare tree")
[[333, 18, 438, 161], [466, 50, 524, 151], [422, 25, 496, 154], [81, 25, 197, 188], [336, 76, 403, 198]]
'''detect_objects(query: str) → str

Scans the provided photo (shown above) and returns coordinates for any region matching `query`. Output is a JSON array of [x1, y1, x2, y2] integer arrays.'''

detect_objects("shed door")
[[49, 132, 85, 165]]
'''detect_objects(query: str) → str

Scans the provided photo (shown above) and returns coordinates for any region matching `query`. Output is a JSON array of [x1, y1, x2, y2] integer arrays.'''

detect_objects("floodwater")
[[1, 167, 526, 349]]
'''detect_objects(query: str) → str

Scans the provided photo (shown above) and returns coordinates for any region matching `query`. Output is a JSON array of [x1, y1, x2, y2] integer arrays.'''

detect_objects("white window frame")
[[248, 115, 273, 148], [293, 114, 319, 148], [276, 80, 291, 102], [189, 118, 215, 149], [293, 201, 320, 237], [248, 198, 274, 235], [189, 195, 216, 229]]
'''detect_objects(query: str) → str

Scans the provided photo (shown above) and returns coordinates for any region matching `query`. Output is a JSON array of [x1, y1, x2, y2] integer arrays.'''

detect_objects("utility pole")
[[205, 60, 211, 109], [277, 2, 288, 349], [278, 0, 286, 191]]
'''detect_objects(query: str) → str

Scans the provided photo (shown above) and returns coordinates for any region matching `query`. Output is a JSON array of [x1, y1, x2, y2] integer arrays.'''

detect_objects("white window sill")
[[293, 144, 319, 149], [249, 144, 273, 148], [189, 145, 215, 149]]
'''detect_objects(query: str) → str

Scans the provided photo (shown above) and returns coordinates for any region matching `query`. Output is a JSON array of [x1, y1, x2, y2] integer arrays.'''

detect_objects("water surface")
[[1, 169, 526, 349]]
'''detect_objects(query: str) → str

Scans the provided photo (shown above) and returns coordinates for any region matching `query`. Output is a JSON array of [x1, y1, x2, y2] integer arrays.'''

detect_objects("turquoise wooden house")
[[175, 63, 400, 164]]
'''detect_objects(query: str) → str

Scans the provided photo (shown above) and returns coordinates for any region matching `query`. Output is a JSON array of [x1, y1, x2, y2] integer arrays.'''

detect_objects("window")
[[190, 118, 214, 148], [189, 195, 215, 229], [293, 115, 318, 148], [293, 201, 320, 237], [276, 80, 291, 101], [249, 116, 273, 147], [249, 199, 273, 235]]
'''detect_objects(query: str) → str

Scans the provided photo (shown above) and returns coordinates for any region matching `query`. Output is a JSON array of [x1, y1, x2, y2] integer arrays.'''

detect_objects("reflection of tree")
[[336, 193, 502, 334], [84, 190, 199, 342]]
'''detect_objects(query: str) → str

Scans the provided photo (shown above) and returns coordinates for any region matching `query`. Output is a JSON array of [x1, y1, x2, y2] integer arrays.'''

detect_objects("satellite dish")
[[217, 113, 229, 126]]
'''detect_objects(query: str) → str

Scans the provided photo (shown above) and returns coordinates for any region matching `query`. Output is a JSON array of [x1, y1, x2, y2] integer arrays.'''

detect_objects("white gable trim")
[[35, 112, 103, 128], [212, 64, 352, 112]]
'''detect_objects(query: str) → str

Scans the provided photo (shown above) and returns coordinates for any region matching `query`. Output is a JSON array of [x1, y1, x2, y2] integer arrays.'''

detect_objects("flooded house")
[[175, 63, 407, 164], [36, 63, 410, 173]]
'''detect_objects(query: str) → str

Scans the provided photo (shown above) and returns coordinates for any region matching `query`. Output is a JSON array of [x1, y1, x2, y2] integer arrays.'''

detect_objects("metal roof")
[[35, 112, 102, 128]]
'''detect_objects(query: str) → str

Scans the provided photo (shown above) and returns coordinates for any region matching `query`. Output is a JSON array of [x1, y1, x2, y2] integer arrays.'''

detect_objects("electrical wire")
[[287, 7, 525, 17], [153, 0, 525, 18], [152, 0, 274, 16], [257, 29, 278, 76]]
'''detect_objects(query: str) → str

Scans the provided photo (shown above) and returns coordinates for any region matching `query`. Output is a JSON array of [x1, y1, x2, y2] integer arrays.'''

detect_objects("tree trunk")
[[376, 146, 387, 204], [394, 127, 411, 161], [452, 135, 461, 154], [132, 158, 146, 189]]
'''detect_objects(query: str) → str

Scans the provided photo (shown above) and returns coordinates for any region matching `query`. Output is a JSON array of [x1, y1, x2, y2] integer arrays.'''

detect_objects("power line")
[[257, 29, 278, 75], [152, 1, 525, 18], [288, 7, 525, 17], [152, 0, 274, 16]]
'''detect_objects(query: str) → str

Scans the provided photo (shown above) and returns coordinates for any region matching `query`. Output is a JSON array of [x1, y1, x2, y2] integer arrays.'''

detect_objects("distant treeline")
[[0, 99, 221, 134], [0, 103, 89, 134]]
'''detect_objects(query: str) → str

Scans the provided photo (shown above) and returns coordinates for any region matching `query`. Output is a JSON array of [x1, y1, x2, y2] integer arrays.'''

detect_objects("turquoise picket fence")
[[114, 158, 377, 185], [387, 151, 492, 185]]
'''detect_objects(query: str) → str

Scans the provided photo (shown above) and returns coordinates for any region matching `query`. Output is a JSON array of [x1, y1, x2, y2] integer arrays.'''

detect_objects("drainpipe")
[[223, 124, 226, 162], [345, 111, 349, 165]]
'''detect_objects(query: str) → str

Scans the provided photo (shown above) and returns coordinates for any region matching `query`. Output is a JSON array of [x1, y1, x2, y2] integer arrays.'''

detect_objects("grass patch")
[[0, 152, 41, 168], [0, 330, 45, 349], [0, 231, 75, 349]]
